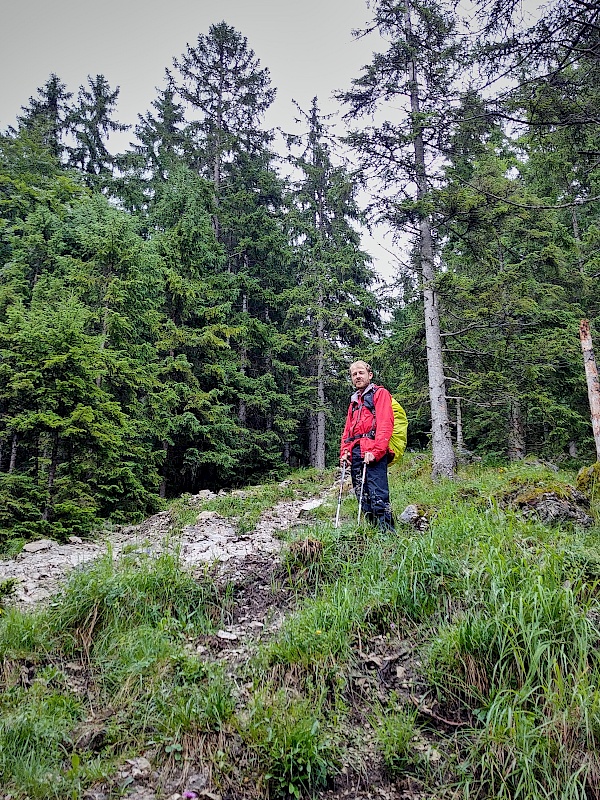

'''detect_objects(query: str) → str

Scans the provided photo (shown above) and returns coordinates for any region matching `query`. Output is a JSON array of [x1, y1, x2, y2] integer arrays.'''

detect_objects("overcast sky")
[[1, 0, 403, 275], [0, 0, 379, 133]]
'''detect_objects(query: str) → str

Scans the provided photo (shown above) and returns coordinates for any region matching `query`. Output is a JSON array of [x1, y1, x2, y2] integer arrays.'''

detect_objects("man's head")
[[349, 360, 373, 391]]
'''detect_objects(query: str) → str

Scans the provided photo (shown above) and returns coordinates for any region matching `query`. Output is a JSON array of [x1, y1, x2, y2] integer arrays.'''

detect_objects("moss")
[[498, 477, 582, 508], [576, 463, 600, 497]]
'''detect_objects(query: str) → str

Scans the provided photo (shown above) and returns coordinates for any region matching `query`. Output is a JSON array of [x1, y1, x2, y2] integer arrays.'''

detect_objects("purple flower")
[[183, 792, 198, 799]]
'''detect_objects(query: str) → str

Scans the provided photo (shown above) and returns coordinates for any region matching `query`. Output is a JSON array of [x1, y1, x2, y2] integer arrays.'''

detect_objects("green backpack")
[[359, 386, 408, 465]]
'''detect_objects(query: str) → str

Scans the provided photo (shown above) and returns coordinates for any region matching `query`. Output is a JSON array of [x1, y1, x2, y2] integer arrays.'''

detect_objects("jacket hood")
[[350, 382, 376, 404]]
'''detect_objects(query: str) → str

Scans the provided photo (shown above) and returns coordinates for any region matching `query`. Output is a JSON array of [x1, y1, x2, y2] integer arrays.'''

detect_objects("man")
[[340, 361, 395, 530]]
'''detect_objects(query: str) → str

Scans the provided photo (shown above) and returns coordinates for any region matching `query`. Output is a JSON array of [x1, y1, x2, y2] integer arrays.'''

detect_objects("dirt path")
[[0, 491, 331, 608]]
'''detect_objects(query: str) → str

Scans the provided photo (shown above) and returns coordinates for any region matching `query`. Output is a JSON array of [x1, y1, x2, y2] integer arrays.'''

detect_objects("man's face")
[[350, 364, 372, 390]]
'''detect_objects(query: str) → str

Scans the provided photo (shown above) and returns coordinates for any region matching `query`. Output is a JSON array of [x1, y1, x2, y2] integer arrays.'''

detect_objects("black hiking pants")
[[350, 445, 394, 531]]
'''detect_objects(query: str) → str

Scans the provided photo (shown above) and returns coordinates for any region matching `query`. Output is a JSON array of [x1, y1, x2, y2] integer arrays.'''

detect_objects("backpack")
[[355, 386, 408, 465]]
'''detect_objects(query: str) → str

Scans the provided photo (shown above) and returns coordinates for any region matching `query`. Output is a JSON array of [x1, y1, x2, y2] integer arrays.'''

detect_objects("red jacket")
[[340, 383, 394, 462]]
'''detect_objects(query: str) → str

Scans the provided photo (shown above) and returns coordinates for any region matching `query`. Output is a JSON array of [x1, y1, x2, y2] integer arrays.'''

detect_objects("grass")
[[1, 455, 600, 797]]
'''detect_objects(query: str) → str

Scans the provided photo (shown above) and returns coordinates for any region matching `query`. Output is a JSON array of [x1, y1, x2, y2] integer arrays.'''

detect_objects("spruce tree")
[[66, 75, 129, 191], [170, 21, 275, 237], [286, 98, 379, 468], [117, 84, 188, 214], [339, 0, 465, 478], [16, 74, 72, 160]]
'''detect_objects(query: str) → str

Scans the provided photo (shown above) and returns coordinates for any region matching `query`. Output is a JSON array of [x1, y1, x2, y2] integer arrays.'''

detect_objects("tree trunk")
[[159, 441, 169, 499], [314, 300, 326, 470], [572, 206, 584, 274], [405, 2, 455, 479], [507, 400, 526, 461], [239, 291, 248, 425], [569, 440, 578, 458], [456, 397, 464, 451], [8, 433, 18, 473], [41, 432, 59, 521], [579, 319, 600, 461], [308, 412, 318, 467]]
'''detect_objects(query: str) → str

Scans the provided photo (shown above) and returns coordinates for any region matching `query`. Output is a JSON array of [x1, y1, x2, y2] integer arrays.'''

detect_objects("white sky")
[[1, 0, 404, 280]]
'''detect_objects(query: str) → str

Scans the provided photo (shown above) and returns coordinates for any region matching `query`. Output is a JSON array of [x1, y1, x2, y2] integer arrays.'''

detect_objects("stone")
[[298, 499, 324, 517], [68, 535, 83, 544], [193, 489, 216, 501], [23, 539, 54, 553], [399, 504, 429, 531], [125, 756, 152, 777], [399, 505, 419, 524], [216, 630, 238, 640], [196, 510, 222, 523]]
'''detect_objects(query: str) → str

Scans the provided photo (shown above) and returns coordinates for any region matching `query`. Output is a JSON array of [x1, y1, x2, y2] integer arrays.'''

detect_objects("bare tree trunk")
[[455, 397, 464, 451], [405, 2, 455, 479], [308, 412, 317, 467], [569, 441, 578, 458], [41, 433, 59, 521], [9, 433, 18, 473], [572, 206, 584, 274], [507, 400, 526, 461], [239, 291, 248, 425], [579, 319, 600, 461], [211, 67, 224, 240], [314, 302, 326, 470], [159, 441, 169, 499]]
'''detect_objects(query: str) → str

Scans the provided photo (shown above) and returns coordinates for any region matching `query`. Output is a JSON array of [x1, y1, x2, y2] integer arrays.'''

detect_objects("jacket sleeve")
[[366, 387, 394, 462], [340, 404, 353, 460]]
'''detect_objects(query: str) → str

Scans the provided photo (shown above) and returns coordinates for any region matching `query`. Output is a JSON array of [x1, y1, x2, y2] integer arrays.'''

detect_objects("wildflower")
[[316, 629, 322, 635], [183, 792, 198, 799]]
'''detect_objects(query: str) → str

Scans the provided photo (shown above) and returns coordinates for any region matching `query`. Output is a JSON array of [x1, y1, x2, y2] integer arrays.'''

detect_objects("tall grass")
[[1, 457, 600, 798]]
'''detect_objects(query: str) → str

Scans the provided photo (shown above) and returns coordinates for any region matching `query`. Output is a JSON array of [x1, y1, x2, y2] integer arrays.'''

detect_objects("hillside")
[[1, 457, 600, 799]]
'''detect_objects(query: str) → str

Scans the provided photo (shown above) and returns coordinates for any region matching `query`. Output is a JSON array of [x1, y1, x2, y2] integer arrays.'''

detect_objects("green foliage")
[[0, 683, 109, 799], [373, 704, 419, 776], [47, 550, 221, 645], [241, 690, 335, 798]]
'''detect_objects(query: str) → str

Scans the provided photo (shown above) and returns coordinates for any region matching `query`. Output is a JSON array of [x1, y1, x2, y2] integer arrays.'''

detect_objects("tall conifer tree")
[[339, 0, 465, 478], [286, 99, 379, 468]]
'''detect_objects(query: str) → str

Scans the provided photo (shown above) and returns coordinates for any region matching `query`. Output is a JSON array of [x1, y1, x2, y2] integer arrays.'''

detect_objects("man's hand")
[[340, 451, 350, 465], [363, 452, 375, 464]]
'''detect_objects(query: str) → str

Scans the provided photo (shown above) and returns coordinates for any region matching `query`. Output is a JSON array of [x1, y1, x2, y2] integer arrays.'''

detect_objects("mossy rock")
[[498, 479, 593, 527], [576, 463, 600, 496]]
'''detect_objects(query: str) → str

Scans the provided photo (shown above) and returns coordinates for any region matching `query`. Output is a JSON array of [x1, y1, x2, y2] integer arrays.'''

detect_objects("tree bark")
[[239, 291, 248, 425], [579, 319, 600, 461], [314, 317, 326, 470], [507, 400, 526, 461], [308, 412, 317, 468], [159, 441, 169, 499], [41, 432, 59, 521], [405, 2, 455, 480], [455, 397, 464, 451], [8, 433, 18, 473]]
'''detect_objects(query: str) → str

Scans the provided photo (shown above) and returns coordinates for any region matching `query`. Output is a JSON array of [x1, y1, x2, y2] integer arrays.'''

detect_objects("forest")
[[1, 0, 599, 542]]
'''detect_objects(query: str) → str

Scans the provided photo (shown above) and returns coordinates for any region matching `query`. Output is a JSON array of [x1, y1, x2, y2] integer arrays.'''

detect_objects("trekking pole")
[[334, 460, 347, 529], [357, 460, 367, 525]]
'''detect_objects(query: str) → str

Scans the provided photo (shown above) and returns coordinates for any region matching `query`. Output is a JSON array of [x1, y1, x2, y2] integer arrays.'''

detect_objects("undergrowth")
[[1, 456, 600, 798]]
